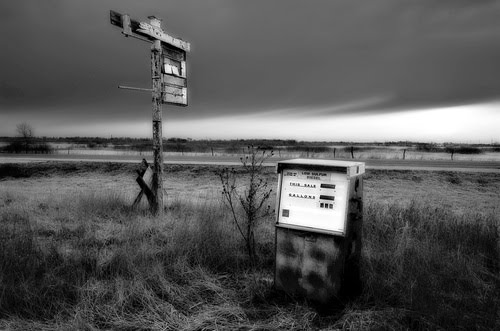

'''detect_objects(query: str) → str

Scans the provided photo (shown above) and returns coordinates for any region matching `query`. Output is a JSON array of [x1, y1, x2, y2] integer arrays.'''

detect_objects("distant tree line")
[[2, 141, 53, 154], [1, 123, 53, 154], [2, 130, 499, 157], [416, 143, 483, 154]]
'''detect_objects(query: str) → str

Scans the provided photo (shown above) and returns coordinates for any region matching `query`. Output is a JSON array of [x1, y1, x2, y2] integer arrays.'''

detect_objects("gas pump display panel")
[[277, 169, 349, 235]]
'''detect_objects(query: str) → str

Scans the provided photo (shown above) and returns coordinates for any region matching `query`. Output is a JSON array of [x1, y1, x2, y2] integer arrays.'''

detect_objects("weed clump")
[[446, 173, 463, 185]]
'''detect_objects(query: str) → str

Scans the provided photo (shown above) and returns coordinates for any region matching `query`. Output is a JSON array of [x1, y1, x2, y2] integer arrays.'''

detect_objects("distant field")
[[0, 162, 499, 329], [31, 147, 500, 162], [45, 149, 500, 162], [2, 138, 500, 161]]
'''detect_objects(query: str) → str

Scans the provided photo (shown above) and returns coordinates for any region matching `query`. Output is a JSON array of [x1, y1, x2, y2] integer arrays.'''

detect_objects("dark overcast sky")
[[1, 0, 500, 141]]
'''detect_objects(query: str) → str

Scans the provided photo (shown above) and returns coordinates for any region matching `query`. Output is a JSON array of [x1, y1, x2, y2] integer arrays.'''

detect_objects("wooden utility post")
[[110, 11, 190, 215], [151, 38, 164, 215]]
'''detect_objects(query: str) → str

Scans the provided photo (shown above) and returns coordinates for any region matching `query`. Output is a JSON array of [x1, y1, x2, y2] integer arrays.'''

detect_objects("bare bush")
[[217, 146, 274, 266], [16, 122, 34, 153]]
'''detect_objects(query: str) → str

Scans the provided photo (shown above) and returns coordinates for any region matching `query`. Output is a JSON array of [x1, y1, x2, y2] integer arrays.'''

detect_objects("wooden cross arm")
[[110, 10, 190, 52]]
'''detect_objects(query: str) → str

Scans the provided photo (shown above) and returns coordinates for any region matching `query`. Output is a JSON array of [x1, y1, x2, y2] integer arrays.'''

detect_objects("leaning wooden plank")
[[132, 161, 152, 208], [132, 190, 144, 208], [142, 167, 153, 188], [136, 175, 155, 207]]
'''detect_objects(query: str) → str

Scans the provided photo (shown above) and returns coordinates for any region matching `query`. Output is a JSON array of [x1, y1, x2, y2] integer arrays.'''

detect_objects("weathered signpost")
[[110, 10, 190, 215]]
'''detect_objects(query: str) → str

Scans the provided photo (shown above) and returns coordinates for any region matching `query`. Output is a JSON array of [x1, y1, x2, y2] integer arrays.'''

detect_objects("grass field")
[[0, 162, 499, 330]]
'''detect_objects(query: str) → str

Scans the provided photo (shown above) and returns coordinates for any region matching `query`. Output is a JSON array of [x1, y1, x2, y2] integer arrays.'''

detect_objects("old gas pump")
[[274, 159, 365, 304]]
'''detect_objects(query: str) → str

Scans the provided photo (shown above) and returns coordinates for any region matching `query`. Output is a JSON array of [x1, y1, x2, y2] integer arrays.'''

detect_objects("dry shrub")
[[218, 146, 274, 267], [446, 173, 463, 185]]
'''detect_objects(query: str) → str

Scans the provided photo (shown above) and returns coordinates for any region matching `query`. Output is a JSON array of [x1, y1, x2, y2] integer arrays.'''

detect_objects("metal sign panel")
[[277, 169, 350, 235]]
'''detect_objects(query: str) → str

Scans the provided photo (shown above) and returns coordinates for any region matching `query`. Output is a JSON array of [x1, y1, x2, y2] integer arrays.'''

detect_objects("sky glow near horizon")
[[1, 101, 497, 143], [1, 0, 500, 143]]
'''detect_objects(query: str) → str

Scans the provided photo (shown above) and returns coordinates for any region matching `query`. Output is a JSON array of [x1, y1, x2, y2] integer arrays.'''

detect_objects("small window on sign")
[[164, 64, 180, 76], [282, 209, 289, 217], [163, 58, 182, 77], [320, 183, 336, 189]]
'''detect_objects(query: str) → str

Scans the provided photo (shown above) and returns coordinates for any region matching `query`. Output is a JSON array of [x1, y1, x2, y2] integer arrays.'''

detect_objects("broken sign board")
[[161, 43, 188, 106], [162, 85, 187, 106]]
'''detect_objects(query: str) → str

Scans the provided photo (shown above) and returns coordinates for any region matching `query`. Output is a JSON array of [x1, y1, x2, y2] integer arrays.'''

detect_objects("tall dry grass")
[[350, 201, 499, 330], [0, 188, 498, 330]]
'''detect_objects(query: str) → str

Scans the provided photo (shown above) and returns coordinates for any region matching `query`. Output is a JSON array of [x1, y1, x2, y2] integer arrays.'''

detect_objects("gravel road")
[[1, 154, 499, 173]]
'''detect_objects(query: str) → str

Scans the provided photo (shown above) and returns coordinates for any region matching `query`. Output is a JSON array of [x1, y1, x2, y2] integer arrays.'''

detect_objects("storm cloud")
[[1, 0, 500, 127]]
